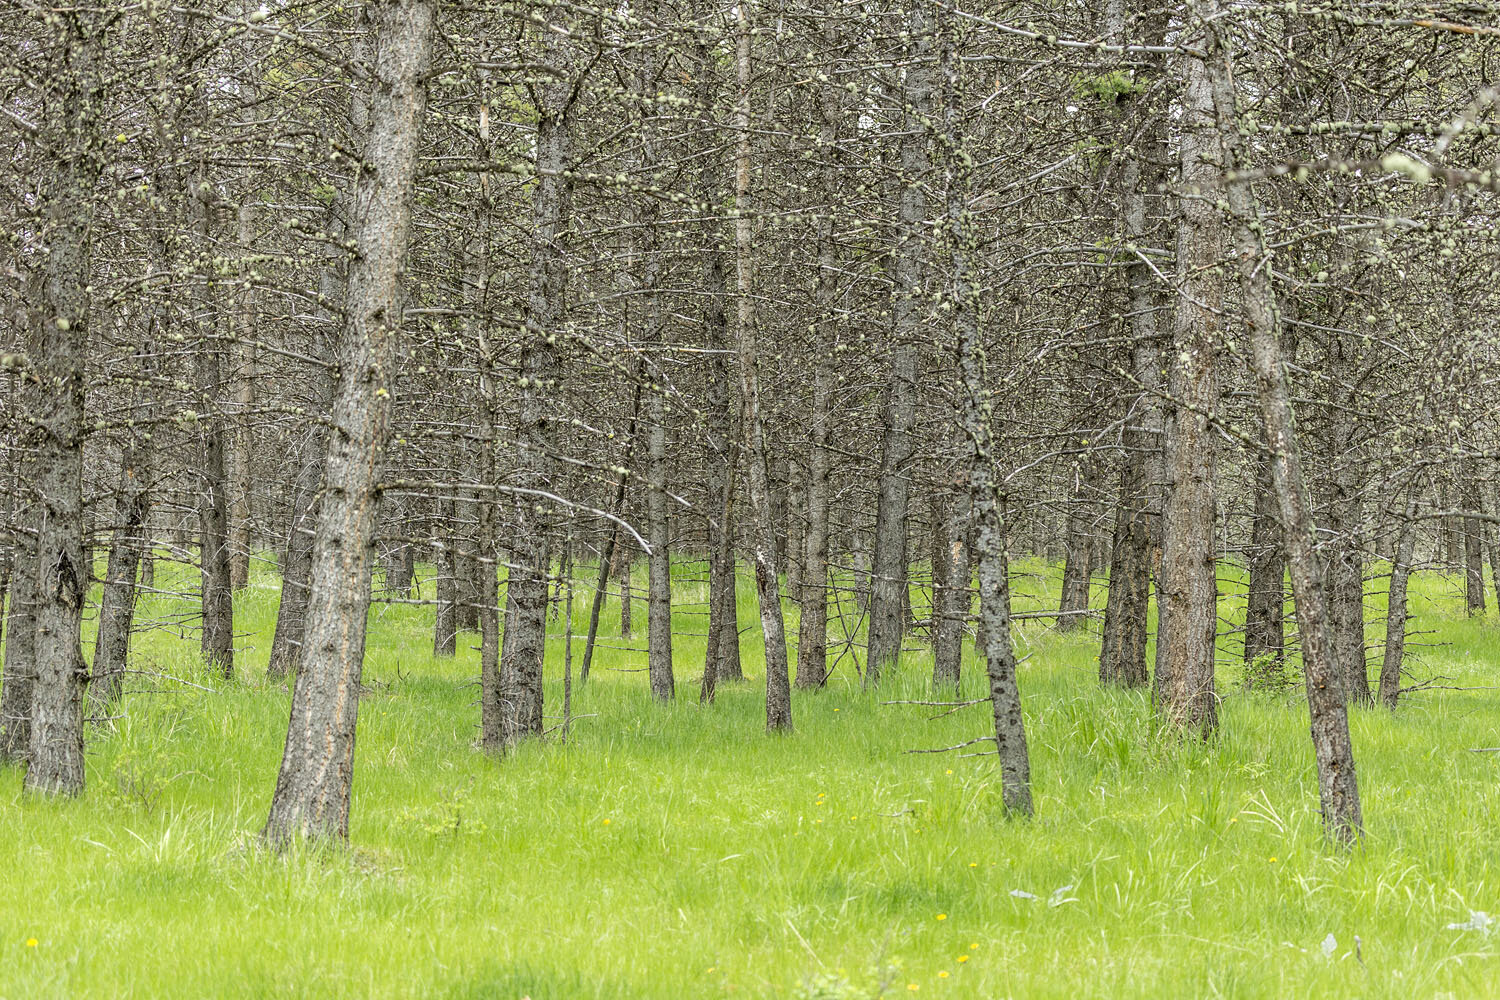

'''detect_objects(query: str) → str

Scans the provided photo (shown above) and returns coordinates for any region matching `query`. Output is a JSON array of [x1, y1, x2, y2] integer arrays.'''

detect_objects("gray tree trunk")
[[1211, 17, 1362, 842], [268, 205, 341, 680], [92, 417, 154, 707], [1057, 469, 1093, 631], [1379, 490, 1418, 710], [866, 0, 934, 685], [1464, 482, 1485, 615], [1097, 0, 1164, 689], [22, 8, 103, 795], [500, 19, 572, 746], [734, 0, 792, 730], [263, 0, 433, 844], [941, 10, 1029, 813], [1152, 1, 1223, 736], [646, 389, 674, 701], [228, 199, 257, 591], [1243, 456, 1286, 681], [197, 202, 235, 680], [931, 486, 970, 691], [0, 489, 37, 762]]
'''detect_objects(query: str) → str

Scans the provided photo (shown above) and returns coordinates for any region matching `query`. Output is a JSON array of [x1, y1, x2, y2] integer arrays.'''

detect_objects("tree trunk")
[[0, 492, 37, 762], [931, 486, 970, 691], [264, 0, 433, 844], [1057, 469, 1093, 631], [1379, 490, 1418, 710], [92, 421, 154, 708], [581, 381, 640, 685], [22, 9, 102, 795], [941, 10, 1030, 813], [1152, 2, 1222, 737], [500, 18, 572, 747], [197, 198, 236, 680], [1464, 482, 1485, 615], [733, 0, 792, 731], [269, 439, 325, 679], [1210, 15, 1362, 842], [433, 509, 458, 657], [866, 0, 933, 685], [646, 389, 674, 701], [228, 199, 257, 591], [1243, 455, 1286, 682]]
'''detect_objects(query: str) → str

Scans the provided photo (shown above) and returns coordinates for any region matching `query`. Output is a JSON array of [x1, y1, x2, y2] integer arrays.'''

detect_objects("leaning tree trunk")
[[940, 10, 1030, 813], [263, 0, 433, 845], [1211, 15, 1362, 843], [580, 378, 640, 685], [733, 0, 792, 731], [865, 0, 933, 686], [1152, 1, 1223, 737]]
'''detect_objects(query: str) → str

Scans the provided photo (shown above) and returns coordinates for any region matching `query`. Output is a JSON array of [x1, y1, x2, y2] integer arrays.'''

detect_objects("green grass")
[[4, 555, 1500, 998]]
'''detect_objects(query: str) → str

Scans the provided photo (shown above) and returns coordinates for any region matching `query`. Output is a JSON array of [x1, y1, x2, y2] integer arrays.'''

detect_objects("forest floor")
[[4, 557, 1500, 998]]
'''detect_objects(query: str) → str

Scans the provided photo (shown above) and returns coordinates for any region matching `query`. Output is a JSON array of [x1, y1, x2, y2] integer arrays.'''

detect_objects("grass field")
[[4, 556, 1500, 998]]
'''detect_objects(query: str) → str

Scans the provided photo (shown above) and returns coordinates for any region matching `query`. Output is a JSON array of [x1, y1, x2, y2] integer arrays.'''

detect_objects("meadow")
[[4, 557, 1500, 998]]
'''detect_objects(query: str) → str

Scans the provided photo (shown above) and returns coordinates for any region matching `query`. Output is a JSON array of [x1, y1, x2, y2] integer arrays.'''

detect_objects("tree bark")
[[0, 486, 37, 762], [1152, 1, 1223, 737], [646, 387, 674, 701], [1057, 467, 1093, 631], [931, 485, 970, 691], [733, 0, 792, 731], [1243, 454, 1286, 682], [1379, 489, 1418, 710], [941, 10, 1030, 813], [866, 0, 934, 685], [197, 204, 236, 680], [264, 0, 433, 844], [22, 8, 103, 795], [92, 416, 154, 708], [228, 199, 257, 591], [500, 18, 572, 746], [1210, 14, 1362, 842]]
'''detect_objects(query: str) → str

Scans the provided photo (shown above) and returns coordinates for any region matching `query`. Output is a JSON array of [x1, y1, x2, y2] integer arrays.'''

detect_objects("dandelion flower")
[[969, 943, 979, 949], [1268, 856, 1277, 863], [957, 955, 968, 963], [603, 818, 611, 825], [936, 913, 947, 921], [938, 971, 950, 979], [26, 938, 37, 948], [968, 863, 977, 868], [907, 986, 919, 992]]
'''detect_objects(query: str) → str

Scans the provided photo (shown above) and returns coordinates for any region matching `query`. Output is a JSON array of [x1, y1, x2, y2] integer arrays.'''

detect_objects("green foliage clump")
[[1072, 69, 1146, 105]]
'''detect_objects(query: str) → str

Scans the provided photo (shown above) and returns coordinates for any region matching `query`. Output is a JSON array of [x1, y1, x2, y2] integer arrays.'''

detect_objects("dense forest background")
[[7, 2, 1500, 993]]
